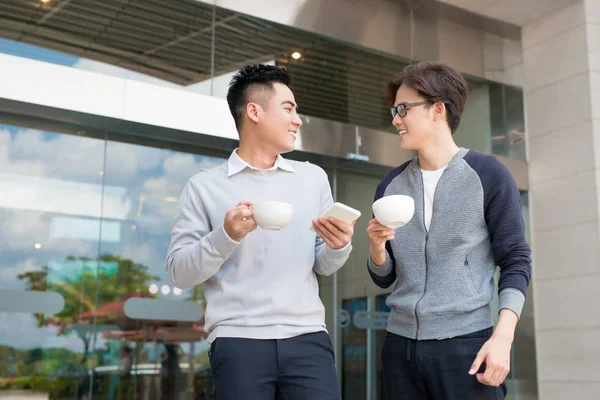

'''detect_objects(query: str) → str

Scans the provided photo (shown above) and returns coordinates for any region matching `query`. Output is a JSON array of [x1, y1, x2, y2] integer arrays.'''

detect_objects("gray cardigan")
[[368, 148, 531, 340]]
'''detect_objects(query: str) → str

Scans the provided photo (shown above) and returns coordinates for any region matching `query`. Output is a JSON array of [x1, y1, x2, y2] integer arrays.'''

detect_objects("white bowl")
[[252, 201, 294, 231], [372, 195, 415, 229]]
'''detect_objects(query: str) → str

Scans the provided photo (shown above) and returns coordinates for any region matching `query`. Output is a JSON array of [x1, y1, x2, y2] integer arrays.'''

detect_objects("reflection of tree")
[[17, 254, 158, 365]]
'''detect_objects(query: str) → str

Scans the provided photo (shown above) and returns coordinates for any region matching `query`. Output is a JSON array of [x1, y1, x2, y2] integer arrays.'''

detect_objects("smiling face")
[[251, 82, 303, 154], [392, 84, 439, 152], [385, 62, 470, 152]]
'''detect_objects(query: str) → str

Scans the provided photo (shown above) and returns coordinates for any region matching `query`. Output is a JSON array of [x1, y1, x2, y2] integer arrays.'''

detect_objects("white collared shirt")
[[228, 148, 295, 176]]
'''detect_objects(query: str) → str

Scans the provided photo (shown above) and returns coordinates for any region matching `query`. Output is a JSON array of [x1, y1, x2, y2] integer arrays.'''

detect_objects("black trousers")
[[381, 327, 507, 400], [209, 331, 340, 400]]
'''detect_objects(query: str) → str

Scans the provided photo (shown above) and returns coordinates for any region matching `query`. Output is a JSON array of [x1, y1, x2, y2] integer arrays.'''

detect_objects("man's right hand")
[[223, 201, 257, 242], [366, 218, 395, 266]]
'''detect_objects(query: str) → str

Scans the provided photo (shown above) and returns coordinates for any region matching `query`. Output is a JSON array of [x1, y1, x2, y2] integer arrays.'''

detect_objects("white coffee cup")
[[372, 195, 415, 229], [252, 201, 294, 231]]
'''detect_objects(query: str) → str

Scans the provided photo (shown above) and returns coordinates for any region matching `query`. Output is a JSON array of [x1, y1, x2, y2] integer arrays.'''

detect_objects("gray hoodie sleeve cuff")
[[367, 254, 393, 277], [499, 288, 525, 318]]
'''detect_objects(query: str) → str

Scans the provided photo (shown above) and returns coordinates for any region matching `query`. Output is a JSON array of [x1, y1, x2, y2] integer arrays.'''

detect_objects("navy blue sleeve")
[[464, 151, 532, 297], [367, 161, 410, 288]]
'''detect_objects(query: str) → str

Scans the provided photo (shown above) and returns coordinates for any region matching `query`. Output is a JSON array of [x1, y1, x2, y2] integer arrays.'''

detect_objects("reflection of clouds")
[[163, 153, 224, 179], [0, 128, 105, 183], [1, 127, 165, 187], [164, 153, 201, 177], [0, 127, 225, 248], [133, 214, 175, 237], [0, 313, 49, 350], [0, 130, 47, 177], [0, 126, 226, 290], [142, 177, 181, 220], [0, 212, 95, 292], [105, 141, 164, 185], [0, 258, 40, 290], [135, 145, 164, 171], [0, 312, 85, 352], [120, 242, 165, 275], [139, 152, 225, 223], [103, 143, 225, 228], [0, 102, 230, 354], [1, 172, 104, 218], [0, 210, 93, 254]]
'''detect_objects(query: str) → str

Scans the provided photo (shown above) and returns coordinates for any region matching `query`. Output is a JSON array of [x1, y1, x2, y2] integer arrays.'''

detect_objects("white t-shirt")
[[421, 165, 447, 231]]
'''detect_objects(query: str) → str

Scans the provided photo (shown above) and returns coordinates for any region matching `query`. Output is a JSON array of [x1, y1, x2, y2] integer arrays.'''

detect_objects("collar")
[[227, 149, 296, 177], [409, 147, 469, 172]]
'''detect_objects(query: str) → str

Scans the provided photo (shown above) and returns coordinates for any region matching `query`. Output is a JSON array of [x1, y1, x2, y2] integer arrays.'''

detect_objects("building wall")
[[523, 0, 600, 398]]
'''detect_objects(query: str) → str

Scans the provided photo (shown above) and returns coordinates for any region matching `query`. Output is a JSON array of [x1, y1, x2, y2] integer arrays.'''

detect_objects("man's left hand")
[[312, 216, 355, 250], [469, 333, 512, 387]]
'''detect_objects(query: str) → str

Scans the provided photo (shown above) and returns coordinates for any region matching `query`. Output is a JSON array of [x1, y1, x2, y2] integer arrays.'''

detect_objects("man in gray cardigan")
[[166, 64, 354, 400], [367, 61, 532, 399]]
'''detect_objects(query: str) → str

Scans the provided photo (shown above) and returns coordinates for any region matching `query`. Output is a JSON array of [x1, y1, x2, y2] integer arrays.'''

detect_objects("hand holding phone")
[[310, 202, 361, 231], [311, 202, 360, 249]]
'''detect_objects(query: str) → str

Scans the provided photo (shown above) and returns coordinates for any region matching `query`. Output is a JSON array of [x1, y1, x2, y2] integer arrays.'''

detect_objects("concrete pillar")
[[523, 0, 600, 398]]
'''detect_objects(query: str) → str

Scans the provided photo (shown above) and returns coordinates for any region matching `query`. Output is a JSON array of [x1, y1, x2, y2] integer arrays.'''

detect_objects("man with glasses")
[[366, 61, 531, 399]]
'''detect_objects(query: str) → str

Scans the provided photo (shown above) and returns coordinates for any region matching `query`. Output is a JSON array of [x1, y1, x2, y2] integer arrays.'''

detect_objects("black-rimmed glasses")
[[390, 101, 433, 118]]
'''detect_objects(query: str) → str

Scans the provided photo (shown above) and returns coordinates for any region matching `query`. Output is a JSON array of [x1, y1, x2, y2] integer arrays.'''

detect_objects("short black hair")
[[385, 62, 469, 134], [227, 64, 292, 130]]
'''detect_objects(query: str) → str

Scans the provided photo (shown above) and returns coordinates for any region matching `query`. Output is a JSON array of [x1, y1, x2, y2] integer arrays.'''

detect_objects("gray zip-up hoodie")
[[367, 148, 531, 340]]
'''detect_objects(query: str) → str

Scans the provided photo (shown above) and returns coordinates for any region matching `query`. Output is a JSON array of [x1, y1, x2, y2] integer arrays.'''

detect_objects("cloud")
[[2, 128, 106, 183], [163, 153, 224, 178], [119, 242, 166, 276], [0, 258, 41, 290], [0, 122, 227, 292], [1, 127, 165, 188], [139, 153, 226, 223], [104, 141, 164, 186], [0, 313, 86, 352], [0, 129, 48, 177], [0, 209, 95, 254]]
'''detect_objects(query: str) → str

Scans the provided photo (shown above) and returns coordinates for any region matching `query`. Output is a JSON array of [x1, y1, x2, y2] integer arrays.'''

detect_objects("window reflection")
[[93, 139, 224, 400], [341, 298, 368, 400], [490, 83, 527, 160], [0, 124, 105, 398], [0, 123, 224, 399]]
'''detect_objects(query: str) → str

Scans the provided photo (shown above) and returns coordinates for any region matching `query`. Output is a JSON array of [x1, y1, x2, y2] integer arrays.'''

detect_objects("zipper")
[[464, 253, 478, 294], [414, 167, 446, 340]]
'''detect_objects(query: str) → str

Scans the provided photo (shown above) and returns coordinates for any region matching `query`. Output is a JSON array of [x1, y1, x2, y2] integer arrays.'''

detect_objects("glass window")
[[341, 298, 368, 400], [490, 83, 527, 161], [91, 139, 226, 400], [0, 120, 226, 399], [0, 123, 106, 399]]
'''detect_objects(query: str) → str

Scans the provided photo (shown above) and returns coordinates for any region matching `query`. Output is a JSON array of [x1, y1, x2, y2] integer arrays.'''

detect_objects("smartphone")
[[311, 202, 361, 231]]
